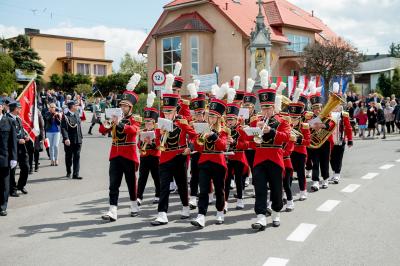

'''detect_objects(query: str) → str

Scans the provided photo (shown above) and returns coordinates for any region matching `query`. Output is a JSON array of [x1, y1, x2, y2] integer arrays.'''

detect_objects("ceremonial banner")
[[192, 73, 218, 92], [17, 79, 39, 141], [287, 76, 297, 97]]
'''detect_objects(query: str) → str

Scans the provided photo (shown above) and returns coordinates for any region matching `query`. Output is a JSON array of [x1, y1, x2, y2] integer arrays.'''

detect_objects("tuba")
[[309, 93, 345, 149]]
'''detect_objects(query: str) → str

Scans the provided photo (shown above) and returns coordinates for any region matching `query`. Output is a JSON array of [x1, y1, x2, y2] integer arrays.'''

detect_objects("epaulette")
[[281, 115, 291, 122], [179, 119, 188, 125], [342, 111, 349, 117], [302, 123, 310, 129], [133, 115, 142, 123], [182, 99, 190, 106]]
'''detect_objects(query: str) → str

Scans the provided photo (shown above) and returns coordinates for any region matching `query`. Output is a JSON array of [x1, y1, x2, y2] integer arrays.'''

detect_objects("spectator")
[[354, 107, 368, 139], [376, 103, 386, 139], [367, 102, 378, 137], [88, 98, 102, 135], [390, 100, 397, 133], [394, 99, 400, 132], [384, 102, 395, 134], [44, 103, 62, 166], [346, 102, 357, 136]]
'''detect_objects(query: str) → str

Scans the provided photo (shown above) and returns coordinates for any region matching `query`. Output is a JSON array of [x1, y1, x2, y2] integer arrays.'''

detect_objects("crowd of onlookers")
[[344, 92, 400, 139]]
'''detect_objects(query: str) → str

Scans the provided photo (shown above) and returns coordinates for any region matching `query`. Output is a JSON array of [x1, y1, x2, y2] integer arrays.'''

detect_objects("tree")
[[119, 53, 147, 78], [388, 42, 400, 58], [391, 68, 400, 97], [49, 74, 63, 90], [74, 84, 92, 95], [302, 38, 362, 100], [376, 72, 392, 97], [0, 53, 19, 95], [60, 73, 91, 92], [0, 35, 44, 76]]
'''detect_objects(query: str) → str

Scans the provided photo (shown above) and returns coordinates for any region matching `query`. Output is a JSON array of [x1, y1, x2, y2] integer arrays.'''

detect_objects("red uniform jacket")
[[138, 129, 161, 158], [227, 125, 249, 163], [253, 114, 291, 169], [157, 119, 197, 164], [283, 133, 295, 170], [99, 115, 140, 168], [194, 128, 228, 170], [177, 99, 192, 122], [293, 122, 311, 155], [335, 111, 353, 144], [247, 114, 259, 150]]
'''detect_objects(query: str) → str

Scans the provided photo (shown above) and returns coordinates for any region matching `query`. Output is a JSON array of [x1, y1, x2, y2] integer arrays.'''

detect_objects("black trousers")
[[291, 152, 307, 191], [245, 149, 255, 172], [308, 141, 331, 181], [225, 160, 245, 200], [253, 160, 283, 215], [157, 154, 189, 213], [305, 148, 313, 171], [198, 161, 226, 215], [109, 156, 137, 206], [137, 155, 160, 200], [190, 152, 201, 197], [330, 143, 345, 174], [0, 167, 10, 211], [10, 148, 29, 191], [88, 119, 101, 133], [26, 140, 34, 170], [64, 143, 81, 176], [283, 167, 293, 201]]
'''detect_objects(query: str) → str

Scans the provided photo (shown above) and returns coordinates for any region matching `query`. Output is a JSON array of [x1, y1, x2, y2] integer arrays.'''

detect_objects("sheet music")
[[139, 131, 155, 141], [308, 116, 322, 126], [105, 108, 122, 119], [193, 122, 210, 134], [238, 108, 250, 119], [244, 127, 262, 136], [157, 118, 173, 132]]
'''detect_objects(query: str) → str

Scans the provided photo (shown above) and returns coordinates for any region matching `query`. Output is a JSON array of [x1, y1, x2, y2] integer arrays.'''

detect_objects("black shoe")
[[251, 223, 266, 231], [72, 175, 83, 180], [272, 220, 281, 227], [29, 169, 33, 175], [66, 173, 71, 178], [34, 167, 38, 172], [151, 220, 168, 226], [101, 214, 116, 222], [88, 132, 93, 135], [10, 191, 19, 197], [19, 188, 28, 194], [130, 212, 139, 217], [0, 210, 7, 216]]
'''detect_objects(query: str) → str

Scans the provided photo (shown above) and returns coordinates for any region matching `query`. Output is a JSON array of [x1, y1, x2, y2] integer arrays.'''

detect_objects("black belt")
[[202, 151, 223, 154], [164, 145, 187, 151], [112, 142, 136, 147]]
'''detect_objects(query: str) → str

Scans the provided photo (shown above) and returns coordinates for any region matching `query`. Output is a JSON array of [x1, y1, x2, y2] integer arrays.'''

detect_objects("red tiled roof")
[[153, 12, 215, 37], [138, 0, 338, 54]]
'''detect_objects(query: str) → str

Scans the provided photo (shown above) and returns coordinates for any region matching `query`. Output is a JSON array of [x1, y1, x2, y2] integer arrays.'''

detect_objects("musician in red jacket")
[[224, 102, 249, 210], [329, 105, 353, 184], [100, 87, 141, 222], [251, 86, 291, 231], [151, 91, 198, 226], [137, 92, 161, 205], [191, 95, 229, 228], [289, 88, 311, 201]]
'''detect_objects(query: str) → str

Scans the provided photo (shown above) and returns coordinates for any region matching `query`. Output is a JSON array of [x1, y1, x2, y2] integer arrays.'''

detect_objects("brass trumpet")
[[253, 116, 269, 144], [140, 142, 148, 156], [196, 123, 212, 146], [158, 130, 169, 151], [103, 119, 114, 129]]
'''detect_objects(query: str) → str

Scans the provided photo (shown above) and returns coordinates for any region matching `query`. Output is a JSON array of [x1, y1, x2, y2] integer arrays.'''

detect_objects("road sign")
[[152, 70, 166, 86]]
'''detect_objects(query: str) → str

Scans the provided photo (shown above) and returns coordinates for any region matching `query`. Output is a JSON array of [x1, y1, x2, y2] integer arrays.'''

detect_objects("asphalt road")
[[1, 115, 400, 266]]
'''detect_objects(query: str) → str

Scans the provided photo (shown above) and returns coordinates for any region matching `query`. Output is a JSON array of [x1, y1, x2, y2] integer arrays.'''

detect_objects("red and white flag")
[[287, 76, 298, 97], [17, 79, 39, 141]]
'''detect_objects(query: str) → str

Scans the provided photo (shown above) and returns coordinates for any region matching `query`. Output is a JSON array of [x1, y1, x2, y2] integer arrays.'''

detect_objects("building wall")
[[73, 59, 113, 80], [29, 35, 108, 81]]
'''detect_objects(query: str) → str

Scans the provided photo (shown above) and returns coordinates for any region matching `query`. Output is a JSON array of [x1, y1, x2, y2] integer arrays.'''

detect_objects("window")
[[93, 64, 107, 76], [162, 36, 181, 74], [190, 36, 199, 75], [66, 42, 73, 57], [286, 34, 310, 53], [77, 63, 90, 75]]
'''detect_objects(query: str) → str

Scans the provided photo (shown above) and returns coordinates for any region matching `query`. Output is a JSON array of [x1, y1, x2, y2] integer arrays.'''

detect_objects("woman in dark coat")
[[367, 102, 378, 137]]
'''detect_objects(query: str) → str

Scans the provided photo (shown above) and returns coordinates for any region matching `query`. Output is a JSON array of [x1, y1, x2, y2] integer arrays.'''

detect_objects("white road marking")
[[379, 164, 395, 170], [263, 257, 289, 266], [286, 223, 316, 242], [317, 200, 341, 212], [361, 173, 379, 180], [341, 184, 361, 193]]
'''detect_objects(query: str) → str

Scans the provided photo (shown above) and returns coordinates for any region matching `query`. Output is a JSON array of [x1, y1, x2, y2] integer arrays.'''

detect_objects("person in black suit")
[[0, 100, 18, 216], [61, 101, 83, 179], [7, 101, 30, 196]]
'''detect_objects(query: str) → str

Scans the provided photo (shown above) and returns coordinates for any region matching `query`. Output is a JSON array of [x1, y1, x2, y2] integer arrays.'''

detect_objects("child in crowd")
[[355, 108, 368, 139]]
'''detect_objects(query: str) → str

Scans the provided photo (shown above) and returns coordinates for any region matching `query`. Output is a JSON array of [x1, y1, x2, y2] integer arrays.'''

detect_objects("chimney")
[[311, 10, 314, 17], [24, 28, 40, 35], [226, 2, 229, 10]]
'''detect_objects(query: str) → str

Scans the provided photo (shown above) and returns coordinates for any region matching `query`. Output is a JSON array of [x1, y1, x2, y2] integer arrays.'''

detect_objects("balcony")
[[279, 49, 303, 58]]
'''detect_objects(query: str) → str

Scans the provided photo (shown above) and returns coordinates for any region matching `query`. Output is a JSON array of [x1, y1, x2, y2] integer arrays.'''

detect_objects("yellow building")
[[19, 28, 113, 82]]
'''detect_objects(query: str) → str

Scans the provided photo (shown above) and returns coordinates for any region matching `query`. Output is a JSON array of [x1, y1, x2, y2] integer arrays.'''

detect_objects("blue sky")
[[1, 0, 399, 69]]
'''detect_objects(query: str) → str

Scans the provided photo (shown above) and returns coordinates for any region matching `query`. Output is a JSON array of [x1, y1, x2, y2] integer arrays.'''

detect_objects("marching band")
[[99, 62, 353, 231]]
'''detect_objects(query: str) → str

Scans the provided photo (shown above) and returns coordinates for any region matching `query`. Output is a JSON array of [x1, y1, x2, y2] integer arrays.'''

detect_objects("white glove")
[[10, 160, 17, 169]]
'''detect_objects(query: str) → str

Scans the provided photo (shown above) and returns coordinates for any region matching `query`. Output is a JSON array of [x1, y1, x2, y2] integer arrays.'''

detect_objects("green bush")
[[74, 83, 92, 95], [132, 93, 161, 118]]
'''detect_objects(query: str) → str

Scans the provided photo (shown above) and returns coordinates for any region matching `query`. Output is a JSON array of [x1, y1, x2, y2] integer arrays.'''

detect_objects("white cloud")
[[0, 24, 147, 70]]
